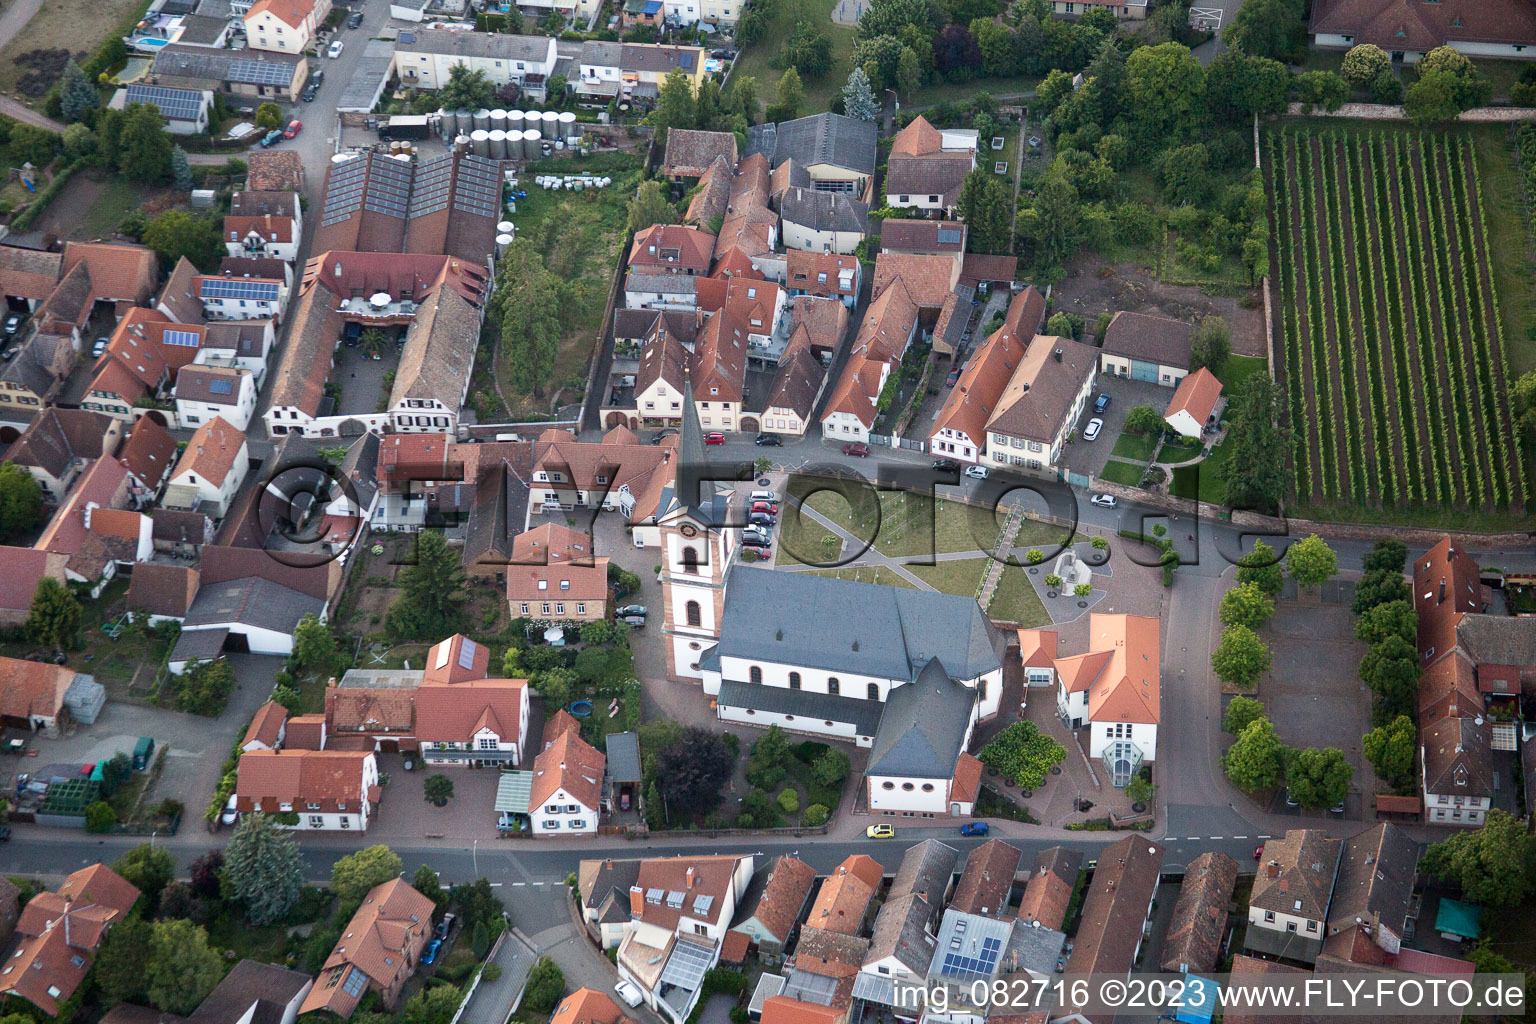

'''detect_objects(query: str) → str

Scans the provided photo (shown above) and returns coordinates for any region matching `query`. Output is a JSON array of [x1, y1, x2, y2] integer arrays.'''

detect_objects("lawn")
[[905, 557, 987, 598], [780, 486, 1010, 564], [907, 75, 1040, 109], [0, 0, 149, 105], [1110, 430, 1159, 464], [491, 151, 641, 419], [1219, 354, 1267, 397], [801, 565, 915, 588], [1470, 124, 1536, 376], [1170, 440, 1232, 504], [1098, 460, 1147, 487], [74, 178, 159, 241], [730, 0, 855, 117], [1158, 442, 1203, 464], [0, 577, 171, 702], [986, 565, 1049, 627]]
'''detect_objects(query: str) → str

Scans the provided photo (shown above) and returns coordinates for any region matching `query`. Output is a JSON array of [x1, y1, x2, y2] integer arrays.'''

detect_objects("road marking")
[[488, 882, 504, 887], [1209, 836, 1222, 840], [1233, 835, 1247, 839], [532, 881, 546, 885], [1258, 834, 1272, 839], [512, 882, 526, 886]]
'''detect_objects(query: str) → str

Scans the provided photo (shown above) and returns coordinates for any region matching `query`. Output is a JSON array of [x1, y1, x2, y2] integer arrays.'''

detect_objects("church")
[[654, 387, 1007, 818]]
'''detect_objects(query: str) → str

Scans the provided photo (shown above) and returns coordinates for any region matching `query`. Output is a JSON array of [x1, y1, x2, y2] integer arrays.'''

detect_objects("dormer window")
[[538, 580, 548, 590]]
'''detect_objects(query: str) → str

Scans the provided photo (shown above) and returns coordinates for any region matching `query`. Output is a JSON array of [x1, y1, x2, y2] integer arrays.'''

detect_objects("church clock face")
[[679, 523, 699, 538]]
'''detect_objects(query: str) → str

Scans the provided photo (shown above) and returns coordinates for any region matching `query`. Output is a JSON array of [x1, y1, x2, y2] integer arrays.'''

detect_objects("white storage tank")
[[506, 128, 525, 160], [558, 110, 577, 141], [495, 233, 514, 255], [472, 108, 491, 130], [524, 128, 541, 158], [489, 109, 507, 131], [497, 220, 514, 235], [455, 109, 472, 134], [507, 109, 525, 132], [489, 129, 507, 159], [470, 129, 490, 156]]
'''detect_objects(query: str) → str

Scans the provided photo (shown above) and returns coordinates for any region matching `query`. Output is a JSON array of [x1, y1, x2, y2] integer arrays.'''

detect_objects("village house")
[[524, 709, 605, 836], [820, 279, 919, 444], [777, 187, 870, 256], [244, 0, 332, 54], [115, 415, 178, 499], [929, 286, 1045, 464], [0, 657, 100, 735], [507, 523, 610, 622], [175, 364, 259, 432], [1164, 366, 1224, 440], [1160, 851, 1238, 974], [310, 151, 501, 264], [804, 855, 882, 937], [950, 838, 1022, 917], [299, 879, 435, 1019], [199, 320, 276, 385], [1309, 0, 1536, 63], [785, 252, 860, 307], [193, 271, 288, 322], [5, 409, 122, 504], [108, 84, 213, 134], [550, 989, 637, 1024], [390, 29, 559, 96], [149, 44, 310, 103], [226, 190, 304, 261], [1098, 311, 1193, 387], [34, 455, 149, 597], [1247, 829, 1343, 963], [1061, 839, 1164, 1024], [984, 335, 1097, 473], [630, 224, 716, 277], [163, 416, 249, 519], [0, 865, 140, 1017], [729, 856, 816, 965], [574, 42, 708, 103], [125, 562, 200, 626], [665, 130, 740, 182], [748, 114, 877, 202], [235, 749, 380, 831], [881, 220, 968, 256], [761, 323, 833, 438], [884, 116, 977, 216], [1015, 846, 1083, 931]]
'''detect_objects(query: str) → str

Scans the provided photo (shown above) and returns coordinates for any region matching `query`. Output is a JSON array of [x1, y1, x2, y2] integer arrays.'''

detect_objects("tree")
[[653, 727, 734, 815], [977, 721, 1067, 789], [1219, 374, 1290, 514], [293, 613, 338, 676], [971, 18, 1015, 78], [254, 102, 283, 129], [1223, 717, 1287, 791], [1360, 634, 1419, 723], [62, 122, 96, 160], [1417, 45, 1490, 107], [189, 850, 224, 900], [85, 800, 117, 833], [1422, 810, 1535, 907], [778, 20, 834, 76], [1363, 714, 1415, 790], [1234, 540, 1283, 597], [842, 66, 878, 120], [627, 179, 676, 234], [727, 75, 758, 121], [471, 919, 492, 957], [1286, 534, 1338, 587], [524, 957, 565, 1013], [1355, 599, 1416, 646], [767, 68, 804, 122], [24, 576, 80, 650], [1220, 581, 1275, 629], [146, 919, 223, 1014], [175, 657, 235, 715], [452, 877, 505, 931], [1362, 539, 1408, 575], [60, 58, 100, 122], [171, 145, 193, 192], [118, 102, 174, 182], [1352, 568, 1411, 614], [1124, 404, 1164, 435], [93, 917, 152, 1004], [439, 64, 497, 110], [488, 238, 560, 396], [1223, 695, 1265, 735], [1189, 317, 1231, 376], [956, 168, 1012, 254], [1158, 143, 1213, 205], [652, 69, 696, 140], [1341, 43, 1390, 87], [225, 813, 304, 925], [1206, 51, 1290, 122], [1285, 746, 1352, 809], [1123, 43, 1206, 151], [1404, 70, 1463, 125], [895, 46, 923, 100], [115, 844, 175, 904], [934, 24, 981, 80], [386, 529, 468, 640], [359, 328, 390, 359], [1294, 69, 1349, 112], [331, 845, 404, 907], [142, 209, 223, 271], [1212, 623, 1270, 688], [811, 748, 851, 787], [413, 863, 447, 906], [424, 773, 454, 805], [1223, 0, 1302, 60], [404, 984, 463, 1024]]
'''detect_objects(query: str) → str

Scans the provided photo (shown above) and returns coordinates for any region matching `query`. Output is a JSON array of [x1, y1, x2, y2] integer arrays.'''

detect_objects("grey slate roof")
[[1456, 614, 1536, 669], [0, 337, 56, 396], [183, 576, 325, 633], [170, 626, 229, 663], [779, 187, 869, 235], [606, 731, 642, 783], [185, 959, 311, 1024], [998, 918, 1066, 979], [335, 431, 381, 512], [866, 658, 977, 779], [389, 285, 483, 410], [396, 27, 554, 62], [891, 839, 958, 903], [865, 892, 936, 976], [768, 113, 876, 176], [717, 566, 1006, 682], [746, 123, 777, 161], [152, 44, 304, 87], [626, 271, 698, 295], [717, 680, 884, 737]]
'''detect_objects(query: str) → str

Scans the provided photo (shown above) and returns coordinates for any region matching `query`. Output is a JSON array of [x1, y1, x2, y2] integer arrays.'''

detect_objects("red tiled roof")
[[805, 855, 881, 935], [1165, 366, 1222, 427], [235, 748, 373, 813], [551, 988, 633, 1024], [285, 713, 327, 750], [413, 678, 526, 747], [127, 563, 199, 619], [245, 0, 316, 30], [224, 213, 295, 246], [0, 548, 66, 614], [631, 856, 744, 930], [60, 242, 157, 305], [117, 415, 177, 491], [301, 879, 435, 1018], [173, 415, 246, 488], [3, 864, 140, 1015], [950, 752, 983, 804], [243, 701, 289, 748], [37, 456, 129, 563], [0, 656, 72, 723], [735, 856, 815, 945], [530, 724, 605, 812], [930, 288, 1042, 447], [422, 633, 490, 684], [871, 252, 960, 309], [630, 224, 715, 275]]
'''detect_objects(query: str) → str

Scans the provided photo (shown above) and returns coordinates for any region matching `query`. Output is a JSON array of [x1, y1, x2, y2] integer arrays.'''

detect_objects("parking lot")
[[1061, 375, 1178, 479]]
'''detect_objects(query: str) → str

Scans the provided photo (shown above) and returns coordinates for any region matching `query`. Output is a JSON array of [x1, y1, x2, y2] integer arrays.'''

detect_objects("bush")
[[777, 789, 799, 814], [977, 721, 1066, 789], [802, 803, 830, 827], [808, 784, 842, 813], [85, 801, 116, 833], [523, 957, 564, 1013]]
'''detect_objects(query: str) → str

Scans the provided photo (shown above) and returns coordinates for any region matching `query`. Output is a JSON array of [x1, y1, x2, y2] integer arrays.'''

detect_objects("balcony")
[[336, 295, 419, 325]]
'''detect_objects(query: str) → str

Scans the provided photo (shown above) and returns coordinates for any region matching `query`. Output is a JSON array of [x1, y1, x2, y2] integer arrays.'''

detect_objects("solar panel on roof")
[[340, 967, 367, 997], [163, 329, 201, 348], [939, 935, 1003, 980], [228, 59, 293, 86], [125, 84, 205, 122], [457, 638, 478, 669], [208, 378, 234, 395], [200, 278, 279, 301], [938, 227, 962, 243]]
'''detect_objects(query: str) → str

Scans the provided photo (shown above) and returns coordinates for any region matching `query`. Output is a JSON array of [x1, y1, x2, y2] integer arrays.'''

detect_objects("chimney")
[[1438, 580, 1445, 605], [1054, 349, 1063, 362], [629, 885, 644, 916], [686, 866, 696, 889]]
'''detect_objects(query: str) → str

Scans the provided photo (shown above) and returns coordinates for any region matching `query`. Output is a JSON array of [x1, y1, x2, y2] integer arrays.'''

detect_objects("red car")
[[704, 431, 726, 445], [750, 501, 777, 518], [1253, 844, 1264, 861], [283, 119, 303, 138], [842, 442, 869, 457]]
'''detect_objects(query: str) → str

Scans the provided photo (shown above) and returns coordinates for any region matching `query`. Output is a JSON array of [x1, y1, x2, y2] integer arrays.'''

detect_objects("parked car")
[[964, 465, 988, 480], [347, 9, 363, 26], [1093, 393, 1112, 413], [946, 368, 961, 387], [747, 512, 775, 529], [616, 980, 644, 1008], [620, 614, 646, 628], [754, 433, 783, 446], [742, 526, 772, 545], [749, 489, 777, 503], [92, 338, 108, 358], [1082, 417, 1103, 441], [259, 128, 284, 147], [749, 501, 777, 518], [865, 823, 896, 839], [1253, 844, 1264, 861], [650, 428, 678, 445], [327, 39, 344, 57], [959, 822, 990, 836], [435, 912, 456, 940], [842, 442, 869, 457], [615, 605, 646, 618], [1089, 493, 1117, 508], [0, 826, 10, 841], [422, 939, 442, 965], [2, 315, 19, 336], [741, 535, 772, 554], [704, 431, 726, 445], [931, 458, 960, 473], [301, 82, 319, 101], [283, 119, 302, 138], [221, 793, 238, 826]]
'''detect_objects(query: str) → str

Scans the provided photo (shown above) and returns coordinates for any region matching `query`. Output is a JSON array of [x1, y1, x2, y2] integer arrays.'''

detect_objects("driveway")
[[1061, 376, 1176, 480], [367, 753, 507, 841]]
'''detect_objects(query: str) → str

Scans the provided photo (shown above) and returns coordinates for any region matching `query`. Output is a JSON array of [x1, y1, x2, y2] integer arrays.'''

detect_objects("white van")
[[495, 433, 518, 442], [749, 489, 777, 503]]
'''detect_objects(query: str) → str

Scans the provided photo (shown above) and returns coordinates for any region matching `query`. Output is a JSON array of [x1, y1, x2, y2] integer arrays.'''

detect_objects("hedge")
[[10, 159, 82, 233]]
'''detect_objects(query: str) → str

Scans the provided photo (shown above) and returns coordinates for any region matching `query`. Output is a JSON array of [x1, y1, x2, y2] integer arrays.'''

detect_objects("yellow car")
[[866, 824, 896, 839]]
